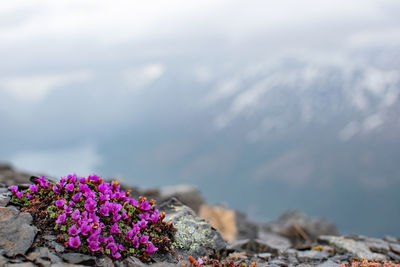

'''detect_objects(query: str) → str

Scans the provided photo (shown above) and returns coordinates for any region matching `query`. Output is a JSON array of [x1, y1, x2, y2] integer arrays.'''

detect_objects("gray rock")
[[43, 235, 57, 241], [4, 263, 36, 267], [317, 260, 340, 267], [0, 206, 38, 257], [296, 250, 329, 263], [257, 231, 292, 254], [51, 263, 88, 267], [388, 251, 400, 262], [0, 192, 10, 206], [266, 211, 337, 249], [121, 256, 146, 267], [95, 255, 115, 267], [346, 235, 390, 254], [0, 254, 8, 266], [0, 164, 32, 187], [36, 247, 62, 263], [365, 238, 390, 254], [228, 238, 290, 255], [318, 235, 387, 261], [384, 235, 398, 244], [269, 258, 289, 267], [257, 252, 272, 260], [390, 243, 400, 255], [235, 210, 258, 240], [159, 198, 226, 259], [61, 253, 96, 265], [149, 250, 177, 263]]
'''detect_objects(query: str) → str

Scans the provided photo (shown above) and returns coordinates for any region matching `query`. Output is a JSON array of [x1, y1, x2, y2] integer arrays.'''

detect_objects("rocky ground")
[[0, 163, 399, 267]]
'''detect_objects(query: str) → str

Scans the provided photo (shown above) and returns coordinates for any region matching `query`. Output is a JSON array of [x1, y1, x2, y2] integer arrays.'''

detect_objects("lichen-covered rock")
[[159, 198, 226, 259], [0, 206, 38, 257], [318, 235, 387, 261]]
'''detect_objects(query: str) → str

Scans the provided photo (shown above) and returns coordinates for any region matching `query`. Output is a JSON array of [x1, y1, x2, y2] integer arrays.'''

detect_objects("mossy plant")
[[9, 175, 176, 261]]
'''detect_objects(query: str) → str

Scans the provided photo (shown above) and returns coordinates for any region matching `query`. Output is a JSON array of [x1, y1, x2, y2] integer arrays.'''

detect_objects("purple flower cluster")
[[9, 174, 162, 259]]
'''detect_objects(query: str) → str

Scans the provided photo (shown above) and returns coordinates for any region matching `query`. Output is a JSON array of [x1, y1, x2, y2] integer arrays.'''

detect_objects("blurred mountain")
[[1, 47, 399, 237]]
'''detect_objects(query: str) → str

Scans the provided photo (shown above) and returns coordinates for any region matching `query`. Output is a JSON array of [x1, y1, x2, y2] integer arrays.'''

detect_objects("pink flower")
[[98, 182, 108, 194], [80, 223, 91, 236], [64, 205, 72, 215], [125, 229, 135, 240], [112, 213, 121, 223], [110, 223, 121, 234], [36, 176, 48, 188], [140, 200, 151, 211], [137, 219, 148, 229], [65, 183, 74, 192], [42, 180, 50, 189], [146, 242, 158, 254], [52, 185, 60, 194], [89, 212, 99, 223], [88, 240, 100, 252], [8, 185, 18, 194], [56, 180, 66, 189], [84, 198, 97, 213], [67, 174, 77, 183], [26, 192, 32, 199], [79, 177, 86, 183], [55, 199, 65, 208], [112, 251, 121, 259], [69, 225, 80, 236], [78, 183, 89, 193], [139, 212, 150, 221], [99, 204, 109, 217], [71, 193, 82, 202], [99, 193, 110, 202], [140, 235, 149, 244], [67, 236, 81, 249], [71, 209, 81, 222], [129, 198, 140, 207], [16, 191, 24, 199], [56, 213, 66, 224], [132, 235, 139, 248], [150, 210, 160, 224], [36, 176, 45, 185], [29, 184, 38, 194]]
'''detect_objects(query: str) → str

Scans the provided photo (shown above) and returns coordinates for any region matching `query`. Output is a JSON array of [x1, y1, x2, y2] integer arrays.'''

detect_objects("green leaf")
[[60, 225, 66, 231]]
